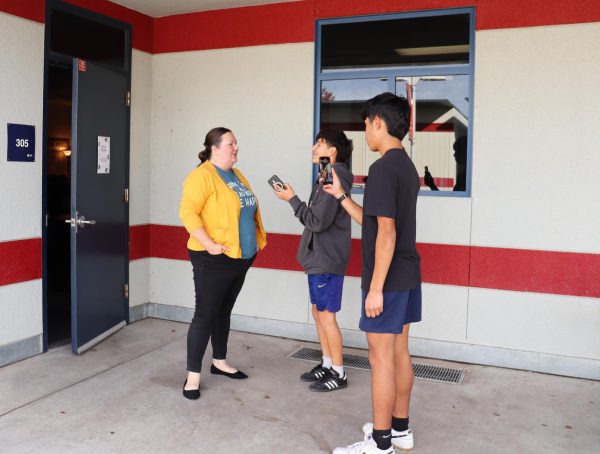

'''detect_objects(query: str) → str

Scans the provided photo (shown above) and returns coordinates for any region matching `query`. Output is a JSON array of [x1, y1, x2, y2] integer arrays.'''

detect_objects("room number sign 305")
[[7, 123, 35, 162]]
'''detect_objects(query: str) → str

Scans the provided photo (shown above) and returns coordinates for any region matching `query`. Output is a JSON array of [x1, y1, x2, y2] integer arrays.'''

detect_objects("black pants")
[[187, 250, 255, 373]]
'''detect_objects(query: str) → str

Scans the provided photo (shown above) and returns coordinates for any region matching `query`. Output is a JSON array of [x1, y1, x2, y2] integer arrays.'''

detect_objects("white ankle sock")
[[332, 364, 344, 377], [322, 356, 332, 369]]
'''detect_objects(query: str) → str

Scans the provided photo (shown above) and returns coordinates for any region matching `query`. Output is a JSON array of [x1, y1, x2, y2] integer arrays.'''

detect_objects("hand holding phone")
[[319, 157, 333, 185], [267, 174, 286, 191]]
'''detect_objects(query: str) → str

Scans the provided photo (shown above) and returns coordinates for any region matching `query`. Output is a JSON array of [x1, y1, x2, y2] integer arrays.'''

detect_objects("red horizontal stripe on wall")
[[0, 0, 44, 22], [3, 1, 597, 54], [149, 224, 189, 261], [477, 0, 600, 30], [253, 233, 303, 272], [314, 0, 600, 30], [315, 0, 475, 20], [418, 242, 470, 286], [153, 1, 314, 54], [139, 226, 469, 287], [470, 246, 600, 298], [129, 225, 600, 297], [347, 239, 362, 277], [129, 224, 150, 260], [0, 238, 42, 286]]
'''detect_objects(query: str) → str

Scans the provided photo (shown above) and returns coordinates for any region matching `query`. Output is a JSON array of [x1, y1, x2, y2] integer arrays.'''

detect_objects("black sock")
[[372, 428, 392, 450], [392, 416, 409, 432]]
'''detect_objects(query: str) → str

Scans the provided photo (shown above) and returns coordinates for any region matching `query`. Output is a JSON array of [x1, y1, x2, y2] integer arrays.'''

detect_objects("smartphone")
[[267, 174, 286, 191], [319, 157, 333, 185]]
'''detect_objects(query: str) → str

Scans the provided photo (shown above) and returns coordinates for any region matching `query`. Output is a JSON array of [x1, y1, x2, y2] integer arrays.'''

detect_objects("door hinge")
[[125, 91, 131, 107], [123, 283, 129, 299], [123, 188, 129, 204]]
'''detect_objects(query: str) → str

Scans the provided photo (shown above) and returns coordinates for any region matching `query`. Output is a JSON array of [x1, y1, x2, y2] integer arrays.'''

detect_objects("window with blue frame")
[[315, 9, 474, 196]]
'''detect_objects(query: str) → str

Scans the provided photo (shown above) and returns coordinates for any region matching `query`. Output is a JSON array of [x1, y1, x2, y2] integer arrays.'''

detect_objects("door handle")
[[76, 215, 96, 228], [65, 212, 96, 232]]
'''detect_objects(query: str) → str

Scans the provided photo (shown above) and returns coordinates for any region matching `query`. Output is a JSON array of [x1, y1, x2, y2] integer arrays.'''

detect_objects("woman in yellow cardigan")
[[179, 127, 267, 400]]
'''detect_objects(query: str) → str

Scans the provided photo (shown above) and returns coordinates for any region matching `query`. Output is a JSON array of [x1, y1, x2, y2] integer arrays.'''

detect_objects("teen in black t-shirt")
[[324, 93, 422, 454], [362, 147, 421, 292]]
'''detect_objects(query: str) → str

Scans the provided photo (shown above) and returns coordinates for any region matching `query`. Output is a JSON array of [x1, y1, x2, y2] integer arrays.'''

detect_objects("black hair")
[[360, 92, 411, 141], [315, 128, 353, 164], [198, 127, 232, 163]]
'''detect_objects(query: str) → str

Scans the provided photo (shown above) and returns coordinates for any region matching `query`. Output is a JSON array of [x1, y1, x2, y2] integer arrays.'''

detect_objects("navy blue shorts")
[[308, 274, 344, 313], [359, 284, 422, 334]]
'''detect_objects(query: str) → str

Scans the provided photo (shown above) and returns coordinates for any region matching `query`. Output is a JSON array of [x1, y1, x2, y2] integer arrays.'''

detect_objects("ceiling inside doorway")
[[108, 0, 301, 18]]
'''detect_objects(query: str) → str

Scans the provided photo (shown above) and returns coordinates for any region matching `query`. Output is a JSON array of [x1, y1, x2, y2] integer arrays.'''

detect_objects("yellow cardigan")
[[179, 161, 267, 258]]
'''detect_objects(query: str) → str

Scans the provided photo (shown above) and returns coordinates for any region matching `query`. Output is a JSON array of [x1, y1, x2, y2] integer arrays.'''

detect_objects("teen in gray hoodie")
[[272, 129, 353, 392]]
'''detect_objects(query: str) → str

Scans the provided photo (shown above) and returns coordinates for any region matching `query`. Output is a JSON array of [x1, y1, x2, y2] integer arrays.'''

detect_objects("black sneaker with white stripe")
[[309, 367, 347, 392], [300, 363, 330, 382]]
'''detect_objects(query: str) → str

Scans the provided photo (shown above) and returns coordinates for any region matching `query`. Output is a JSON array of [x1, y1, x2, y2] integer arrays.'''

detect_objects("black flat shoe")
[[210, 364, 248, 379], [182, 380, 200, 400]]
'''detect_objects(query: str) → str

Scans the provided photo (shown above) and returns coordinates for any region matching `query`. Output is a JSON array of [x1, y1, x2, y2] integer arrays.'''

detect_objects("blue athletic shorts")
[[359, 284, 422, 334], [307, 274, 344, 313]]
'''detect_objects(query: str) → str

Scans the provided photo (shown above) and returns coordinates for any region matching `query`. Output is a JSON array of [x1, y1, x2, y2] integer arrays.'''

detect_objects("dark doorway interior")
[[46, 64, 72, 348]]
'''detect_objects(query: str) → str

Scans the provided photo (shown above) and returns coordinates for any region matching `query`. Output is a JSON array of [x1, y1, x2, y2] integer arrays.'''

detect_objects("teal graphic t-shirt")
[[214, 165, 258, 259]]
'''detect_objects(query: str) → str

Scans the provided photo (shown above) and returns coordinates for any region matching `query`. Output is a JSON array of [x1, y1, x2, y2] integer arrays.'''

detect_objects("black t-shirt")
[[362, 148, 421, 291]]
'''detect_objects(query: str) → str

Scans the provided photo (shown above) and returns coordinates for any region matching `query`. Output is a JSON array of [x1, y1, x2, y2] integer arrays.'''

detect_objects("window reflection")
[[396, 75, 469, 191], [320, 79, 389, 188], [319, 76, 469, 192]]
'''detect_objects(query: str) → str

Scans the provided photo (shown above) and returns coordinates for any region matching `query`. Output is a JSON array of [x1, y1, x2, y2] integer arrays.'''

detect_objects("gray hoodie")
[[289, 163, 354, 275]]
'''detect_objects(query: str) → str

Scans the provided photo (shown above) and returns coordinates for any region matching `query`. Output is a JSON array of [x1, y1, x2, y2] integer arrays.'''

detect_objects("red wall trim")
[[153, 1, 314, 54], [129, 224, 150, 260], [470, 246, 600, 298], [2, 1, 598, 54], [253, 232, 303, 272], [0, 238, 42, 286], [148, 224, 189, 261], [125, 225, 600, 298], [417, 242, 471, 286], [315, 0, 474, 20], [476, 0, 600, 30], [3, 228, 600, 298], [314, 0, 600, 30], [0, 0, 45, 23]]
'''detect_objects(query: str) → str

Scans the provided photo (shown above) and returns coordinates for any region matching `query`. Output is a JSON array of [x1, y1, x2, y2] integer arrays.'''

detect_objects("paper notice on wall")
[[97, 136, 110, 174]]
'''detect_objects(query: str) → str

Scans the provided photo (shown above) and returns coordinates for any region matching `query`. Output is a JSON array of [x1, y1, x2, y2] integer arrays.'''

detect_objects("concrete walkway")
[[1, 318, 598, 453]]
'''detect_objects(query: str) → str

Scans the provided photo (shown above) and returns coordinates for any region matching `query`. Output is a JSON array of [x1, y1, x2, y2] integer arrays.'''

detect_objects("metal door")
[[69, 58, 129, 354]]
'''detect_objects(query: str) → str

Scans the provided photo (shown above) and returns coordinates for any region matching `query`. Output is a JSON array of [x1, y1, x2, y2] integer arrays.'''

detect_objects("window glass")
[[320, 79, 389, 188], [321, 14, 470, 71], [396, 75, 469, 192], [50, 10, 126, 69], [317, 10, 473, 195]]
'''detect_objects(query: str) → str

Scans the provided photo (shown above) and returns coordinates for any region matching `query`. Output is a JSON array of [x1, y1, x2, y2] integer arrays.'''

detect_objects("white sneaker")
[[363, 422, 414, 451], [332, 423, 394, 454]]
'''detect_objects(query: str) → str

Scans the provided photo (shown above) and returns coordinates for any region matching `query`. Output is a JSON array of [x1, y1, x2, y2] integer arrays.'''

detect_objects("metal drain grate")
[[412, 363, 464, 384], [289, 347, 464, 384]]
